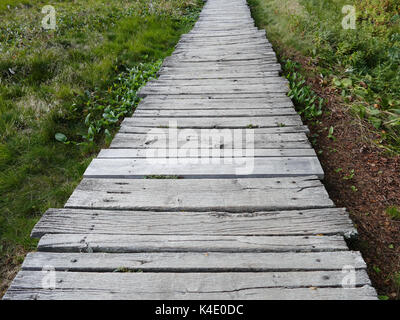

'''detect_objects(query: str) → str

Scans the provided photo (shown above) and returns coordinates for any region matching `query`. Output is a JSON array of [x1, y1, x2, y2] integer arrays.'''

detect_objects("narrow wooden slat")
[[156, 71, 280, 79], [21, 251, 367, 272], [109, 132, 311, 149], [138, 98, 293, 109], [159, 63, 282, 71], [64, 176, 334, 211], [31, 207, 355, 239], [32, 208, 356, 240], [146, 78, 287, 87], [83, 157, 324, 179], [3, 271, 375, 300], [138, 84, 288, 97], [121, 116, 303, 128], [118, 126, 310, 134], [37, 234, 348, 253], [165, 53, 276, 62], [97, 148, 317, 158], [134, 108, 296, 117]]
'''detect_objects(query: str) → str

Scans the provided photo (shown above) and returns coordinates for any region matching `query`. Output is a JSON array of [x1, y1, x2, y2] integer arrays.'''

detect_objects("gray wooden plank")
[[160, 60, 279, 68], [37, 234, 348, 253], [166, 53, 276, 62], [31, 207, 355, 239], [21, 251, 367, 272], [133, 108, 296, 117], [83, 157, 324, 179], [121, 116, 303, 128], [137, 100, 293, 110], [140, 97, 293, 107], [138, 93, 290, 99], [181, 31, 266, 39], [186, 31, 265, 39], [98, 148, 317, 159], [175, 41, 272, 50], [118, 126, 310, 134], [138, 85, 288, 97], [161, 60, 279, 69], [64, 176, 334, 212], [156, 71, 280, 79], [146, 78, 287, 87], [109, 132, 311, 149], [3, 271, 376, 300]]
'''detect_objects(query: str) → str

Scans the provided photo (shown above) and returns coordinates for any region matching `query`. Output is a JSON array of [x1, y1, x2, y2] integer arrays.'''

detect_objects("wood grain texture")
[[21, 251, 366, 272], [37, 234, 349, 253], [83, 157, 324, 179], [118, 126, 310, 134], [121, 116, 303, 128], [31, 207, 355, 239], [97, 148, 317, 159], [109, 132, 311, 149], [64, 176, 334, 211], [4, 271, 375, 300]]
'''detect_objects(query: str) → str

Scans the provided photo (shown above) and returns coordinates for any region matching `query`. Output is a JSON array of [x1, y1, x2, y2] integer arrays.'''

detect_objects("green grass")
[[0, 0, 203, 292], [248, 0, 400, 153]]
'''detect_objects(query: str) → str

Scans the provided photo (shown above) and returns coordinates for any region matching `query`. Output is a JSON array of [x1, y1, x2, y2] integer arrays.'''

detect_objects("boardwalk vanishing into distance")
[[4, 0, 377, 300]]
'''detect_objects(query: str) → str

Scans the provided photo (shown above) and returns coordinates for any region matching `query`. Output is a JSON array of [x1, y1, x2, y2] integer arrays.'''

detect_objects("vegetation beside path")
[[0, 0, 204, 296], [249, 0, 400, 299]]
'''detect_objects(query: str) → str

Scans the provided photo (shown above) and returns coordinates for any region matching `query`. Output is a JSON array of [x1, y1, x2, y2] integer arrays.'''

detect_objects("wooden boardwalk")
[[4, 0, 377, 300]]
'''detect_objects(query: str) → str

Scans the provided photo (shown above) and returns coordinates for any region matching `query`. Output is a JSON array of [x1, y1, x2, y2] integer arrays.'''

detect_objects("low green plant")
[[283, 60, 324, 120], [343, 169, 355, 180], [386, 206, 400, 220]]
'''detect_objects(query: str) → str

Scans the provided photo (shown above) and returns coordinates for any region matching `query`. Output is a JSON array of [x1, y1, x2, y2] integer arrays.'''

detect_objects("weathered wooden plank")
[[21, 251, 367, 272], [134, 108, 296, 117], [140, 93, 291, 99], [159, 65, 282, 74], [118, 126, 309, 135], [3, 271, 375, 300], [138, 84, 288, 97], [156, 71, 280, 79], [64, 176, 334, 212], [162, 60, 279, 69], [31, 207, 355, 239], [109, 132, 310, 149], [175, 40, 272, 50], [142, 95, 292, 103], [178, 34, 267, 41], [168, 51, 275, 60], [83, 157, 323, 179], [181, 31, 266, 39], [122, 116, 303, 128], [146, 78, 287, 87], [161, 58, 277, 66], [138, 100, 293, 110], [184, 32, 266, 39], [165, 55, 276, 64], [138, 102, 294, 110], [97, 148, 317, 159], [37, 234, 348, 253]]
